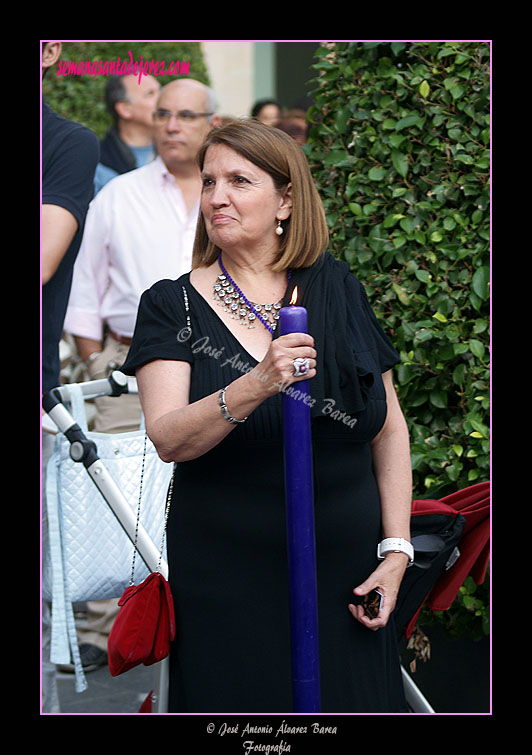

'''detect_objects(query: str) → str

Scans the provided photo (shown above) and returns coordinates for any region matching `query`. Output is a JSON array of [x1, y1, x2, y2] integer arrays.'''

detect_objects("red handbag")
[[108, 572, 175, 676], [108, 457, 176, 677]]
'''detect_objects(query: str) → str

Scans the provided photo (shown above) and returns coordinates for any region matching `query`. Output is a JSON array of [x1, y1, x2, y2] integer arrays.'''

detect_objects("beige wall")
[[201, 42, 254, 120]]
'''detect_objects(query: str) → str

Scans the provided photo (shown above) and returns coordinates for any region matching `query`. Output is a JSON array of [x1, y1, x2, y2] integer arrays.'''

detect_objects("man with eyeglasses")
[[62, 78, 221, 673]]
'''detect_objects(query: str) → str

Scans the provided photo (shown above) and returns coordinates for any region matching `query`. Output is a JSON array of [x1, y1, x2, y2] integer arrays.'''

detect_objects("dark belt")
[[109, 329, 133, 347]]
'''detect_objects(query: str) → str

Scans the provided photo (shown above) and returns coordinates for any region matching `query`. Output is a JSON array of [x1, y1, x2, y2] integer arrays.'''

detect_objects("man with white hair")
[[62, 78, 220, 671]]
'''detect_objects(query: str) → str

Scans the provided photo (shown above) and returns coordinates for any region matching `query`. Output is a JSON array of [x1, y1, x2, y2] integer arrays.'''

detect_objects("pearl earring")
[[275, 219, 284, 236]]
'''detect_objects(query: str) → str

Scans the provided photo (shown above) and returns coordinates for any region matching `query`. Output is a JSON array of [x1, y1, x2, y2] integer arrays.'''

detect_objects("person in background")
[[94, 74, 161, 193], [250, 97, 282, 127], [61, 78, 221, 673], [276, 113, 308, 145], [42, 40, 99, 711]]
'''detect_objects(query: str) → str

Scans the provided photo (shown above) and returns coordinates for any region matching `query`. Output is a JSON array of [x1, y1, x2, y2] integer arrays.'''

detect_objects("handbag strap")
[[128, 286, 187, 583], [157, 466, 175, 572], [129, 432, 175, 584]]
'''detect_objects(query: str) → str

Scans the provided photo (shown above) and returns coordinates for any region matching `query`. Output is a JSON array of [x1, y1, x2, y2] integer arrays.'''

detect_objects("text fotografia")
[[208, 720, 338, 753], [56, 52, 190, 83], [181, 331, 358, 429]]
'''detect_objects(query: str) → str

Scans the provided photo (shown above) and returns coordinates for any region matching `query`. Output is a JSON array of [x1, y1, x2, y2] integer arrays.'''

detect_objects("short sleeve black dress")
[[121, 252, 408, 713]]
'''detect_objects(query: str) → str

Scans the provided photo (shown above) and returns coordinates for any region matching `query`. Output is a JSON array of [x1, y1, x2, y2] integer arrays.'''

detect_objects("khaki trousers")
[[87, 335, 142, 433]]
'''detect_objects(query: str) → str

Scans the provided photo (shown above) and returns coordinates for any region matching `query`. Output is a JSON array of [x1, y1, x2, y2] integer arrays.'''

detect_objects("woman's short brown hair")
[[191, 119, 329, 271]]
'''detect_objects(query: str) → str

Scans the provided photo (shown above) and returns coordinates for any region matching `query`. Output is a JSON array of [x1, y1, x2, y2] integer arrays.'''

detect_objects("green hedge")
[[305, 41, 490, 500], [42, 41, 210, 138]]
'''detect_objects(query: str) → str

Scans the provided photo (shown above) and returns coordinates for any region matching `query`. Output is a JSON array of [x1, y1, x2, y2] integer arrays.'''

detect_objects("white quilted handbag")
[[43, 384, 174, 690]]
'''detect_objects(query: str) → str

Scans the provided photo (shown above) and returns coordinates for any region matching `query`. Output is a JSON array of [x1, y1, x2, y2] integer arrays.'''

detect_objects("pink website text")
[[56, 51, 190, 84]]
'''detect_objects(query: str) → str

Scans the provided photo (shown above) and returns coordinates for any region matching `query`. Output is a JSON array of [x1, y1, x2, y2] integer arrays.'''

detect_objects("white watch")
[[377, 537, 414, 566]]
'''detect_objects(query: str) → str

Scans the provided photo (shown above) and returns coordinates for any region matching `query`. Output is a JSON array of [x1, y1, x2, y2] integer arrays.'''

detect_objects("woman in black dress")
[[121, 120, 412, 713]]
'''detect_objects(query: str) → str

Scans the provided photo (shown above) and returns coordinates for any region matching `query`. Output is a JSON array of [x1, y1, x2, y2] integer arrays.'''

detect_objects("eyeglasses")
[[153, 109, 214, 123]]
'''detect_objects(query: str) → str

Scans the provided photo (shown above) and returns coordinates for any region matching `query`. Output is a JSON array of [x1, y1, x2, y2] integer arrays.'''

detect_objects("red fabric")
[[405, 482, 490, 638], [138, 691, 154, 713], [108, 571, 176, 677], [428, 481, 490, 610]]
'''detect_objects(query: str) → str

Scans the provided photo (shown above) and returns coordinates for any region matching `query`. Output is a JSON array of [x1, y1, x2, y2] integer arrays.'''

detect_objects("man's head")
[[152, 79, 220, 173], [105, 74, 161, 133], [42, 41, 61, 78]]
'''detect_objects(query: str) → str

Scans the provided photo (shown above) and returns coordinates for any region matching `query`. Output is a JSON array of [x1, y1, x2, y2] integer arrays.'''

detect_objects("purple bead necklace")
[[216, 253, 291, 336]]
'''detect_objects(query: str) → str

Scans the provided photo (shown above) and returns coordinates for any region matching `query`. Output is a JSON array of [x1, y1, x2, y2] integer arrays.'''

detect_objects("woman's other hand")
[[348, 552, 409, 631]]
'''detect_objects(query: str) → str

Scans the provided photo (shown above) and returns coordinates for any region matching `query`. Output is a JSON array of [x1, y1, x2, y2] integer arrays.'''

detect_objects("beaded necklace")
[[213, 253, 291, 336]]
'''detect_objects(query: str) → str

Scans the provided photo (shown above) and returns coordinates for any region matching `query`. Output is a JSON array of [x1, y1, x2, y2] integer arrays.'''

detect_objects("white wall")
[[201, 41, 254, 119]]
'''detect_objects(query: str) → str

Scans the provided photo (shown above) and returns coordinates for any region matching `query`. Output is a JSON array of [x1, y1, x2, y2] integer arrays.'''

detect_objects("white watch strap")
[[377, 537, 414, 565]]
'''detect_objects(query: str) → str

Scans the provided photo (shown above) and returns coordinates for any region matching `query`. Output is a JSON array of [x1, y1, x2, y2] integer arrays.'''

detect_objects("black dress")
[[121, 253, 407, 713]]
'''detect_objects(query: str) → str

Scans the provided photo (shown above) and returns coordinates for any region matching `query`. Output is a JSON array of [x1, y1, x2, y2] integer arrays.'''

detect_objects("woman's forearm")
[[144, 370, 269, 463], [138, 332, 317, 464]]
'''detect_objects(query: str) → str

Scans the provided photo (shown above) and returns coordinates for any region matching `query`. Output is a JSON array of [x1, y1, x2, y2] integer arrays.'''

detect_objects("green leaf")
[[419, 80, 430, 98], [452, 364, 466, 386], [383, 213, 404, 227], [454, 152, 474, 164], [323, 149, 349, 164], [453, 343, 469, 355], [399, 217, 415, 234], [450, 84, 465, 100], [472, 266, 490, 300], [334, 106, 351, 134], [430, 390, 448, 408], [368, 166, 385, 181], [469, 339, 486, 359], [348, 202, 362, 216], [391, 149, 409, 178], [368, 223, 389, 251], [446, 462, 462, 482], [395, 113, 422, 131], [410, 451, 426, 469], [389, 133, 407, 148], [393, 235, 406, 249], [414, 328, 434, 344], [396, 363, 414, 384], [391, 42, 407, 56], [469, 417, 489, 437]]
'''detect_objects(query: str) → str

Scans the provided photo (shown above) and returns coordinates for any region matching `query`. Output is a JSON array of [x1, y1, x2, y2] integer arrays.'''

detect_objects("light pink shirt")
[[64, 156, 199, 340]]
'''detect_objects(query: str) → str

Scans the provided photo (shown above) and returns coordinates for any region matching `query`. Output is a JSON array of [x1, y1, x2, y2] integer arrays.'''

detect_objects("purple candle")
[[279, 288, 321, 713]]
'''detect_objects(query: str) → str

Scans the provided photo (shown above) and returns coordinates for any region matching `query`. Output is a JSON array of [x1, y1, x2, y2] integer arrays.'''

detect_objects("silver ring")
[[293, 357, 310, 377]]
